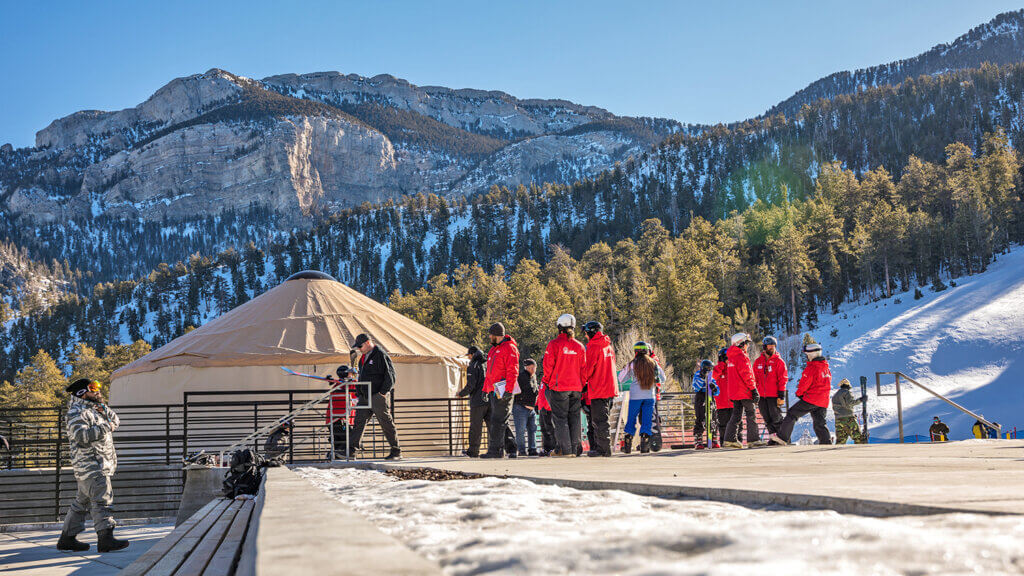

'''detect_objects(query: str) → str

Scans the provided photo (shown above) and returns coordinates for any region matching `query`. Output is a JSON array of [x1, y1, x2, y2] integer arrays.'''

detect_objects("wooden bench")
[[121, 485, 263, 576]]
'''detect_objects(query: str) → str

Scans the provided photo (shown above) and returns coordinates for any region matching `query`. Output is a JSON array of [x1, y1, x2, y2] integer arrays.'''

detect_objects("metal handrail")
[[216, 381, 371, 464], [876, 371, 1001, 442]]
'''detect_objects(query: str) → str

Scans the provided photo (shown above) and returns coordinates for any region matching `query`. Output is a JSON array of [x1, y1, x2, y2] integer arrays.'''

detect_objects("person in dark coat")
[[348, 333, 402, 460], [457, 346, 490, 457], [513, 359, 539, 456], [929, 417, 950, 442]]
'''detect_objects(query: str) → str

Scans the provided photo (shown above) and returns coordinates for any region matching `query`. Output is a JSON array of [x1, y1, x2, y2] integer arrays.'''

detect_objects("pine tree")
[[769, 224, 818, 334]]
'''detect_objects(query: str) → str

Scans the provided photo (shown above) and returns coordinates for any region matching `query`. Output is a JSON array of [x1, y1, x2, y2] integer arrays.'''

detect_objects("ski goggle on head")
[[74, 380, 101, 397]]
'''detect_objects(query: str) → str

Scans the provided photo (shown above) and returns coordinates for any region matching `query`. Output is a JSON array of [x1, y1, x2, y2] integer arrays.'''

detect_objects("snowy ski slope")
[[798, 244, 1024, 440]]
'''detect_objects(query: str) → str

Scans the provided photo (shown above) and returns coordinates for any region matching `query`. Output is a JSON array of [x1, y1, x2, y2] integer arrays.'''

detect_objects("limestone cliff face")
[[1, 69, 676, 225]]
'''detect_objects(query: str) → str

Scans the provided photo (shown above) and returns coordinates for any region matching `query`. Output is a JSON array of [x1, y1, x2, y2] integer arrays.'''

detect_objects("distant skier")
[[754, 336, 787, 443], [712, 348, 731, 448], [457, 346, 490, 457], [972, 419, 993, 439], [773, 342, 833, 446], [582, 321, 617, 457], [541, 314, 587, 457], [929, 417, 949, 442], [482, 323, 521, 459], [617, 342, 666, 454], [691, 359, 718, 449], [724, 333, 764, 448], [831, 378, 866, 444]]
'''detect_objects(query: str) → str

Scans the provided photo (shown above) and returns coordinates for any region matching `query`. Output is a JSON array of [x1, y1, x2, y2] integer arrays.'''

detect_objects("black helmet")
[[336, 365, 355, 379], [583, 321, 603, 336], [717, 347, 728, 363], [700, 359, 713, 372], [763, 336, 778, 347], [633, 341, 652, 355]]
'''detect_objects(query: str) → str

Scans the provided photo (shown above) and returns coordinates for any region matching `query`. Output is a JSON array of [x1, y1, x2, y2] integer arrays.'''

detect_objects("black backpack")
[[222, 449, 264, 498]]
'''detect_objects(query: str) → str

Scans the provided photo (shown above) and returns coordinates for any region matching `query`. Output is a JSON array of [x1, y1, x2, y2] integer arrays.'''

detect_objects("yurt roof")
[[112, 272, 467, 378]]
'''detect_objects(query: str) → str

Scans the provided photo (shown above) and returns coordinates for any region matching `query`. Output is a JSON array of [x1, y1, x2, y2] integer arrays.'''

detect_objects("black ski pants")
[[546, 388, 582, 456], [466, 404, 490, 457], [539, 408, 557, 452], [757, 396, 784, 435], [778, 399, 832, 445], [586, 397, 612, 456], [485, 392, 517, 456], [725, 398, 759, 443]]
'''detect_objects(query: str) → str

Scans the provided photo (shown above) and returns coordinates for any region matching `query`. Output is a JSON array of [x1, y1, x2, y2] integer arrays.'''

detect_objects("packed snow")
[[296, 468, 1024, 575], [790, 244, 1024, 440]]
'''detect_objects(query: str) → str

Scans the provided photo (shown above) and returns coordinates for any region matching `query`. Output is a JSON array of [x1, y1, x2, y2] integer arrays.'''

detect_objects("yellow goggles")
[[87, 381, 101, 392]]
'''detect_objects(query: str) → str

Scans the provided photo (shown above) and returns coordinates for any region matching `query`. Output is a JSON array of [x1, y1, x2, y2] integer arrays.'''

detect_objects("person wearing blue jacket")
[[691, 359, 719, 449]]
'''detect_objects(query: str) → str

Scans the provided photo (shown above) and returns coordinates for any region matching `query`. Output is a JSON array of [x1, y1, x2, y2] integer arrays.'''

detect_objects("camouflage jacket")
[[67, 396, 119, 478]]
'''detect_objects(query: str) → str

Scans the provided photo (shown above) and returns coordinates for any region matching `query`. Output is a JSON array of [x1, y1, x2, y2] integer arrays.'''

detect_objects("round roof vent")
[[285, 270, 337, 282]]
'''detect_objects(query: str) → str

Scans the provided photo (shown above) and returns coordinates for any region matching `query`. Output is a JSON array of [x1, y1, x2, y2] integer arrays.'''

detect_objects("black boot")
[[56, 532, 89, 552], [385, 447, 402, 461], [97, 528, 129, 553], [640, 433, 651, 454], [622, 434, 633, 454]]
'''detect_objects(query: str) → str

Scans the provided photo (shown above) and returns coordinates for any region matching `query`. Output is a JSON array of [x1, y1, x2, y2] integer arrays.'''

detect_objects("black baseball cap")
[[351, 333, 370, 349]]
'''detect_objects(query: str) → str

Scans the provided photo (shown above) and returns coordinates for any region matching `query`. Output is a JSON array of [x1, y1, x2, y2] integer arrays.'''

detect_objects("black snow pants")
[[778, 399, 832, 445]]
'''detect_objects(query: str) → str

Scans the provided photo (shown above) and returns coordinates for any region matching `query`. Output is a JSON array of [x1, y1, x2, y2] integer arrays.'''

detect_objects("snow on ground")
[[296, 468, 1024, 575], [794, 244, 1024, 440]]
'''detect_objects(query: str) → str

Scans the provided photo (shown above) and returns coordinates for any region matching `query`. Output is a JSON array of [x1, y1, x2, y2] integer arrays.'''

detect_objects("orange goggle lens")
[[87, 381, 101, 392]]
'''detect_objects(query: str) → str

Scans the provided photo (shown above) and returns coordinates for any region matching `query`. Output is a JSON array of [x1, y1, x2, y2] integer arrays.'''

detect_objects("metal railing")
[[876, 371, 1001, 442]]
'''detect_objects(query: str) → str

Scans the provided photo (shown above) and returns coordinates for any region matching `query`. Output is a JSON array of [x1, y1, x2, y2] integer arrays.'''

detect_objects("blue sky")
[[1, 1, 1022, 147]]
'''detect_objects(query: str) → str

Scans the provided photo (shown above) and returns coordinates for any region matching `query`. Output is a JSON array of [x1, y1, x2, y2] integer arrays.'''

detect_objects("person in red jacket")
[[712, 348, 731, 448], [326, 365, 359, 459], [482, 322, 521, 458], [542, 313, 587, 457], [775, 342, 833, 445], [754, 336, 788, 443], [724, 333, 766, 448], [582, 321, 617, 457]]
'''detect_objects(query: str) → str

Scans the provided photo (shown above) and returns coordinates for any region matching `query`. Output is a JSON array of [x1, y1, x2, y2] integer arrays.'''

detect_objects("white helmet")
[[556, 313, 577, 329], [731, 332, 750, 346]]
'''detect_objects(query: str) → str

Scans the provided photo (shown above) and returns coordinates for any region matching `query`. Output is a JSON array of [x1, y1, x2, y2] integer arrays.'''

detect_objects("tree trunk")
[[884, 254, 891, 298], [790, 282, 798, 335]]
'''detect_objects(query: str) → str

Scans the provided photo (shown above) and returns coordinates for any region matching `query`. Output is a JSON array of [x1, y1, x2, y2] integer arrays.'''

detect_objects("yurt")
[[111, 271, 468, 405]]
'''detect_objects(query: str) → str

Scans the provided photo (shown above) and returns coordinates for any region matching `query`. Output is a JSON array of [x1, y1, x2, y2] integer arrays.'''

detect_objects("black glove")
[[778, 392, 787, 400], [751, 389, 760, 403]]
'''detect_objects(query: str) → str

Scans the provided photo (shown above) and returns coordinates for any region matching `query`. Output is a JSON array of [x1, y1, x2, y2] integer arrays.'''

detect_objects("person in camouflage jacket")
[[57, 379, 129, 553], [831, 378, 866, 444]]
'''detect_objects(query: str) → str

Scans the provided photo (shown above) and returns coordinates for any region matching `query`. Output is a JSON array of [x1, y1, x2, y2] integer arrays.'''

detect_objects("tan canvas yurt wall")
[[110, 271, 468, 405]]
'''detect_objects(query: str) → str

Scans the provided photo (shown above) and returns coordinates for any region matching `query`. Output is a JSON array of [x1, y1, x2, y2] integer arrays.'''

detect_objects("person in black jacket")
[[456, 346, 491, 457], [348, 333, 402, 460], [513, 359, 539, 456]]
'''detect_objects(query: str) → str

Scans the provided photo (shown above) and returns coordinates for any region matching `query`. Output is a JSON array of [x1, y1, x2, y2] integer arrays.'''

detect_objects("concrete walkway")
[[375, 440, 1024, 516], [0, 522, 173, 575]]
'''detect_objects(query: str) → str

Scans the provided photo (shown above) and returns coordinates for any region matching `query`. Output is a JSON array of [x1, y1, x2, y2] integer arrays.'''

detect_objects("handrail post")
[[447, 400, 453, 456], [165, 405, 171, 465], [55, 406, 63, 522], [896, 373, 904, 443]]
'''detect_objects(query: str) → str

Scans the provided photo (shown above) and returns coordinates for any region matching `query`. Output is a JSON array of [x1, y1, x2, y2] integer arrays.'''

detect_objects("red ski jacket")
[[726, 345, 756, 401], [542, 333, 587, 392], [325, 384, 358, 425], [796, 357, 832, 408], [536, 381, 551, 410], [754, 353, 788, 397], [712, 361, 732, 409], [583, 332, 617, 402], [483, 336, 521, 395]]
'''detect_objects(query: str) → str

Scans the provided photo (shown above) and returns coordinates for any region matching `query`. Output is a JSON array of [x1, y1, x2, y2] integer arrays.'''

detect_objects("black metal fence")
[[0, 390, 782, 526]]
